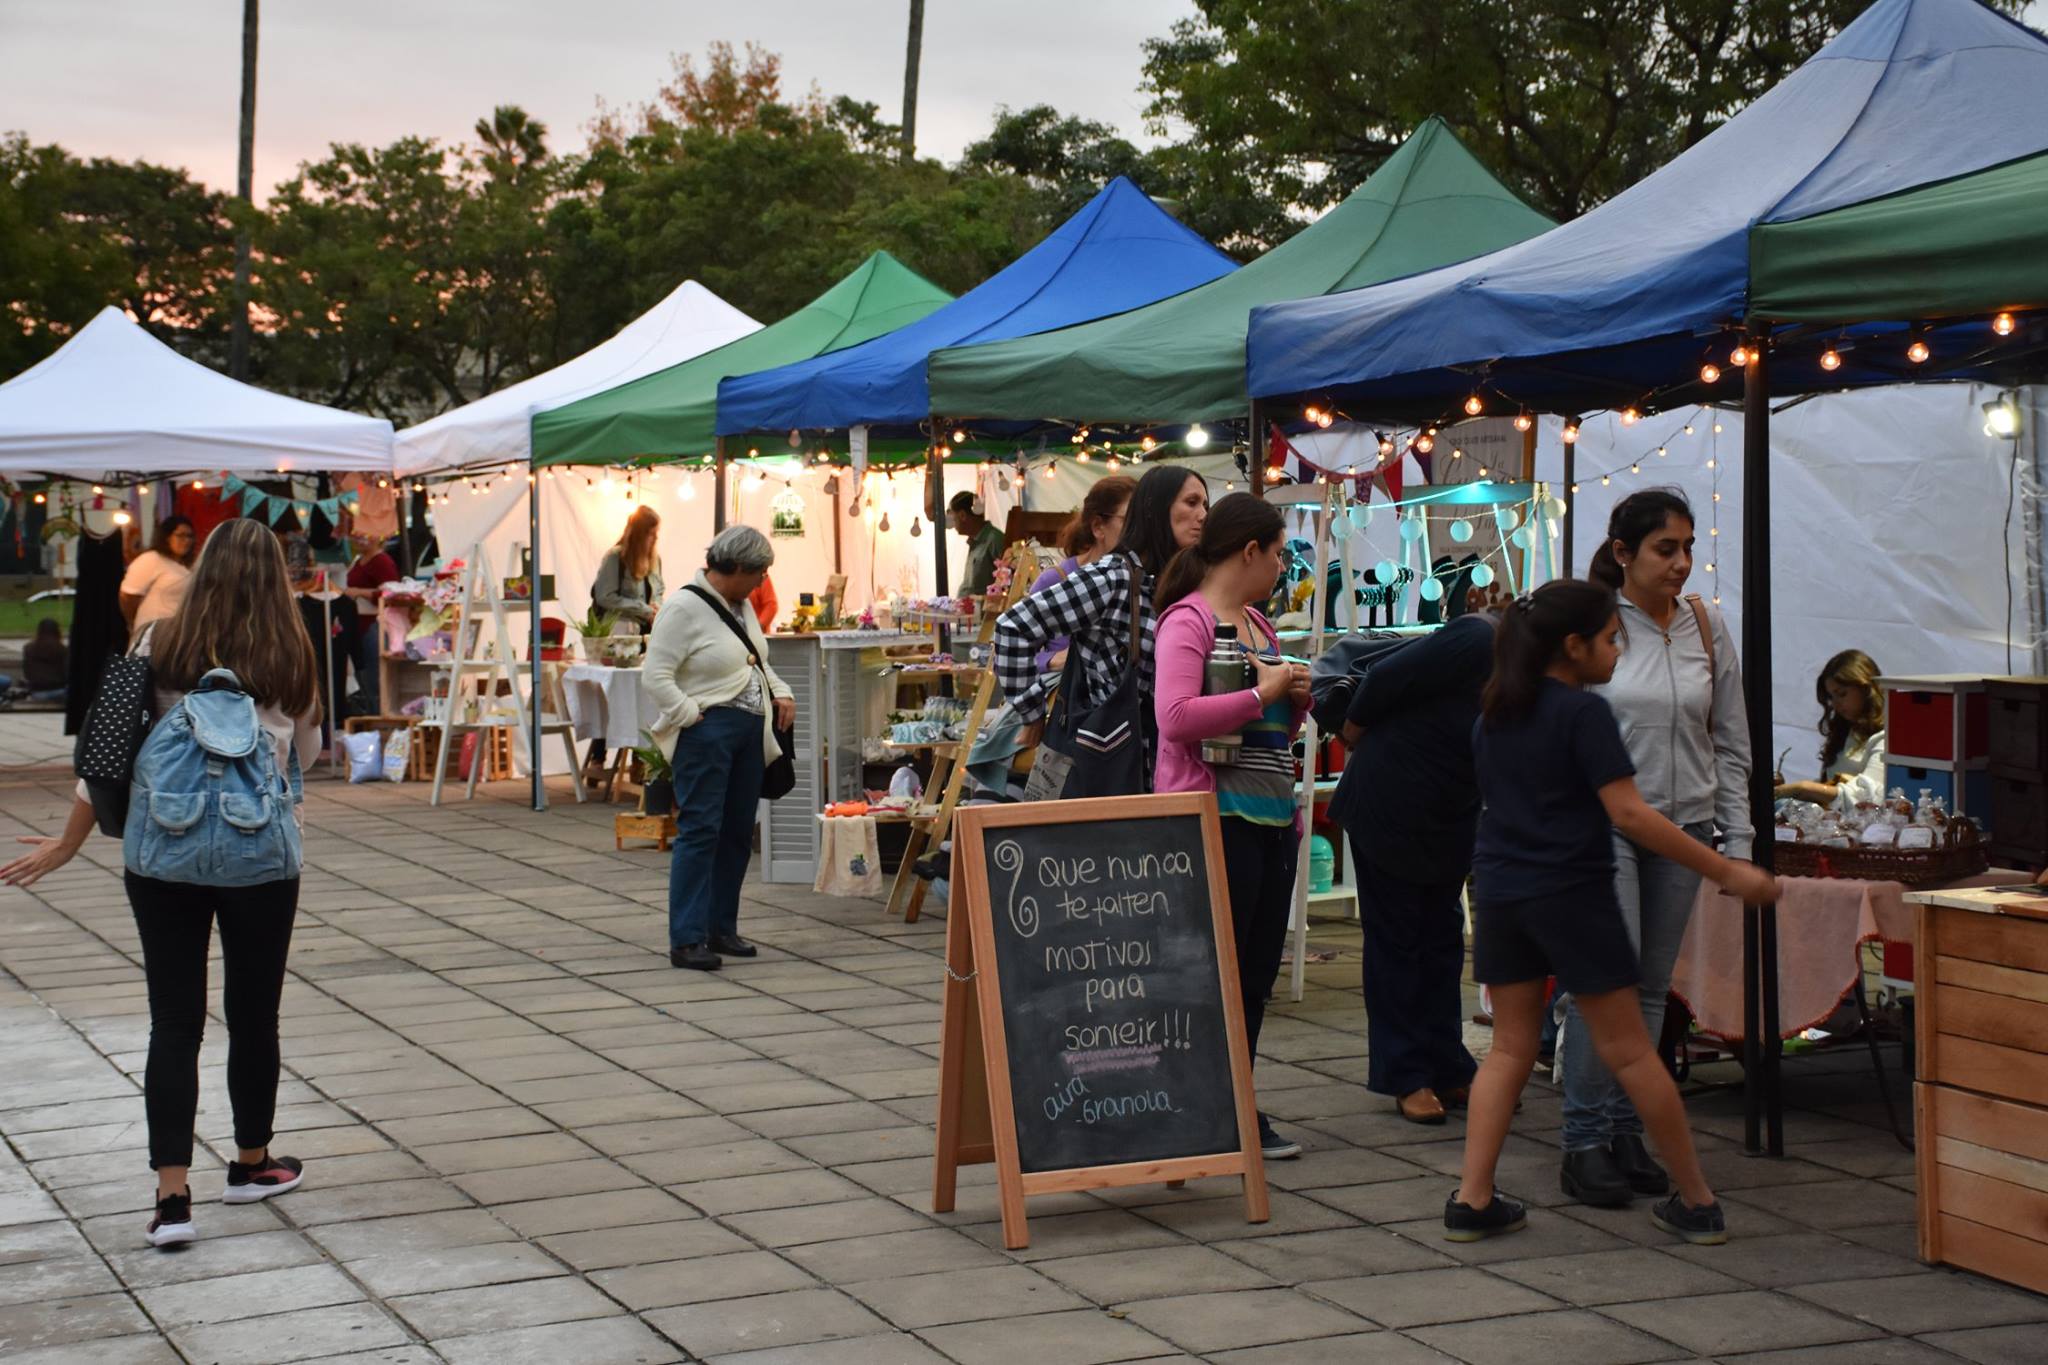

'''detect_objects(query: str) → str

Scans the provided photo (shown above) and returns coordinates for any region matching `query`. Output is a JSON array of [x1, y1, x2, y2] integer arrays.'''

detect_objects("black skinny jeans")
[[125, 871, 299, 1170], [1220, 816, 1297, 1064]]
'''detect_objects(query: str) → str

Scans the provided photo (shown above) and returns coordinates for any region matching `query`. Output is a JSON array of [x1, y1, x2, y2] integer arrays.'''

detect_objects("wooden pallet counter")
[[1906, 884, 2048, 1296]]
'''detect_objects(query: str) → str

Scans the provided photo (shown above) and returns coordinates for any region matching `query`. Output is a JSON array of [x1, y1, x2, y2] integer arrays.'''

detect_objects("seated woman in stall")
[[1774, 649, 1886, 811]]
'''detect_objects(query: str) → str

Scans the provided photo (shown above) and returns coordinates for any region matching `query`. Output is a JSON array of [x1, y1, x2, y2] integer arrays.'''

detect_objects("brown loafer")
[[1396, 1088, 1447, 1125]]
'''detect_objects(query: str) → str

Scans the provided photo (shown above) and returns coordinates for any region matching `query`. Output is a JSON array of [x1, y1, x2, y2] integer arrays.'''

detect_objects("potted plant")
[[632, 731, 674, 815], [570, 606, 618, 661]]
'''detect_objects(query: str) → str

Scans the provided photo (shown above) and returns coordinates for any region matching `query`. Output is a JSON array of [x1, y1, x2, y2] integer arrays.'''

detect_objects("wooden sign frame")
[[932, 792, 1269, 1249]]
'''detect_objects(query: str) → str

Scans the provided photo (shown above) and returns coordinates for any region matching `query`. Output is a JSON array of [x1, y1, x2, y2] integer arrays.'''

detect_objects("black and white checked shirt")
[[993, 552, 1157, 725]]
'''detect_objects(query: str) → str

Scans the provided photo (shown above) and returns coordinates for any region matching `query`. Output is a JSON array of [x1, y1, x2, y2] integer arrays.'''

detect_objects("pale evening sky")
[[0, 0, 1199, 200]]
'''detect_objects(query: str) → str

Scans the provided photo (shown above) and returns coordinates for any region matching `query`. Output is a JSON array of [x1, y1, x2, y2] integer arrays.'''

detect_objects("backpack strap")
[[1686, 593, 1715, 732], [683, 583, 772, 686]]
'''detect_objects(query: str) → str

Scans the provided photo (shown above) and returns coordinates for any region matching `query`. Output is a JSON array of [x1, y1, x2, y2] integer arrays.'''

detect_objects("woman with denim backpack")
[[4, 519, 321, 1248]]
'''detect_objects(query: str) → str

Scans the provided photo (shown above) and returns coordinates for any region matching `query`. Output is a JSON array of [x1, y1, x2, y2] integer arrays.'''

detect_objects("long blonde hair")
[[150, 518, 320, 719], [1818, 648, 1884, 771], [616, 506, 661, 582]]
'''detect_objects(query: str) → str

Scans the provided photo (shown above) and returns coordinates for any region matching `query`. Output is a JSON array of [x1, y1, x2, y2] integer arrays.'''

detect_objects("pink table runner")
[[1669, 870, 2031, 1040]]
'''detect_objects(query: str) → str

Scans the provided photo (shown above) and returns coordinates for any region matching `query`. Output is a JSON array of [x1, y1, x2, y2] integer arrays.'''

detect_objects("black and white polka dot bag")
[[74, 633, 156, 837]]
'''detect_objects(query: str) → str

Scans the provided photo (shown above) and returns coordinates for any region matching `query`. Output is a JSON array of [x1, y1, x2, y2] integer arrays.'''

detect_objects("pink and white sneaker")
[[223, 1153, 304, 1204], [146, 1190, 196, 1248]]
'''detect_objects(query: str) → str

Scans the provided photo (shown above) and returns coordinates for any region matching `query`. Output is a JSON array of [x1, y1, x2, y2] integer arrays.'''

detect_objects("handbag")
[[1042, 558, 1150, 799], [73, 627, 156, 837], [683, 584, 796, 800]]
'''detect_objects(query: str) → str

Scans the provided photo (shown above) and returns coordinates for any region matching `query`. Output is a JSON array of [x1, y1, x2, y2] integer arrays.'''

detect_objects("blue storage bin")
[[1885, 763, 1992, 820]]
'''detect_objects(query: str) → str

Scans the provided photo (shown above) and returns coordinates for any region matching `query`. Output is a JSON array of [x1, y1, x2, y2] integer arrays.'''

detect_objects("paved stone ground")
[[3, 725, 2047, 1364]]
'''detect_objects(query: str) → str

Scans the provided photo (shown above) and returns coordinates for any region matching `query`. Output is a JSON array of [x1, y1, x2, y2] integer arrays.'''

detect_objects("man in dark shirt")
[[1328, 609, 1498, 1123]]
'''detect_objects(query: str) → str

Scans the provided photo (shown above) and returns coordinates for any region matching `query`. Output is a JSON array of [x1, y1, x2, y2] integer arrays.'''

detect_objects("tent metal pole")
[[713, 439, 729, 533], [530, 476, 545, 812], [1740, 328, 1784, 1157], [929, 424, 950, 654], [1562, 444, 1576, 574]]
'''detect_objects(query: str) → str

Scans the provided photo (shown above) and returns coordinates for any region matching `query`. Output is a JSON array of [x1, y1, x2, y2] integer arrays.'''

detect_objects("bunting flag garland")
[[220, 475, 358, 526]]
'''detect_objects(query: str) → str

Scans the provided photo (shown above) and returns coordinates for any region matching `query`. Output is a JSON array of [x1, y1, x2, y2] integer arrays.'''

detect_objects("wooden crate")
[[1915, 898, 2048, 1296], [408, 725, 513, 784], [615, 811, 677, 851]]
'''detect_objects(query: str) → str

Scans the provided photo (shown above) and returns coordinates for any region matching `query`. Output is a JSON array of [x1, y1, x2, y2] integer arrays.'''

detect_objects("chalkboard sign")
[[935, 793, 1267, 1249], [979, 810, 1239, 1172]]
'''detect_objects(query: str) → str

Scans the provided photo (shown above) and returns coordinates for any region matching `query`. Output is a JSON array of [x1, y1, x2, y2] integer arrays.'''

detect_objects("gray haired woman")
[[643, 526, 795, 970]]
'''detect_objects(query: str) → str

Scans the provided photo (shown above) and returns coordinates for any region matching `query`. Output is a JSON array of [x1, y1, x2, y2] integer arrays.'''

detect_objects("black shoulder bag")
[[1042, 558, 1151, 799], [682, 585, 796, 800], [74, 625, 156, 837]]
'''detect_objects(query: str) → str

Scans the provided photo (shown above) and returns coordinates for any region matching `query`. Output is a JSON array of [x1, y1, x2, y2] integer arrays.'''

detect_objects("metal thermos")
[[1201, 624, 1250, 765]]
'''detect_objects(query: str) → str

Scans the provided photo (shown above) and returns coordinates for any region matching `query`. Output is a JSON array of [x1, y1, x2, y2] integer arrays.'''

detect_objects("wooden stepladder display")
[[426, 544, 585, 807], [884, 540, 1040, 923], [933, 794, 1269, 1249]]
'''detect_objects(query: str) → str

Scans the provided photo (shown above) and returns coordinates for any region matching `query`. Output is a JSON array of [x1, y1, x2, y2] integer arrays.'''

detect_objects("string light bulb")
[[1683, 422, 1695, 435], [1620, 407, 1640, 426], [1012, 470, 1026, 489], [1729, 345, 1751, 368], [1630, 462, 1641, 474], [1561, 420, 1580, 445], [1706, 457, 1716, 469], [1820, 347, 1842, 371], [1513, 412, 1533, 433], [1378, 436, 1395, 458], [1267, 466, 1285, 483], [951, 428, 966, 444], [1463, 394, 1484, 417], [33, 492, 46, 505], [1699, 363, 1721, 385], [1656, 446, 1668, 457], [1043, 462, 1057, 479], [1106, 453, 1122, 471], [1600, 474, 1610, 486], [1315, 409, 1333, 429], [1907, 338, 1931, 364], [113, 510, 131, 526], [92, 484, 103, 494], [1139, 434, 1157, 452], [1304, 405, 1323, 424], [1184, 424, 1210, 450], [1993, 311, 2016, 336], [1414, 433, 1434, 454]]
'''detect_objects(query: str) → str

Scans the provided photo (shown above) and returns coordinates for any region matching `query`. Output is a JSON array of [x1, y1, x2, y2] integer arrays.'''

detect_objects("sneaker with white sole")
[[223, 1153, 304, 1204], [146, 1190, 195, 1248], [1258, 1113, 1302, 1160]]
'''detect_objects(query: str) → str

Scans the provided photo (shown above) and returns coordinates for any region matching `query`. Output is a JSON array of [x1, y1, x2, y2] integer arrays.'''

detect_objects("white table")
[[560, 663, 656, 753]]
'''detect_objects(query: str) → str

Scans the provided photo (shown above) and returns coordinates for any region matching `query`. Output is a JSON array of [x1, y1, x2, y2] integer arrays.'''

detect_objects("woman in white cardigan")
[[644, 525, 795, 971]]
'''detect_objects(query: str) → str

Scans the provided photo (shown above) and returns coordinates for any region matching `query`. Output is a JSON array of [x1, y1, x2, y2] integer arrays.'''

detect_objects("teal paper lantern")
[[1449, 519, 1474, 543], [1510, 526, 1533, 549], [1470, 563, 1495, 588], [1374, 558, 1399, 583], [1419, 576, 1445, 602], [1498, 506, 1522, 531], [1399, 514, 1423, 541], [1348, 504, 1373, 532]]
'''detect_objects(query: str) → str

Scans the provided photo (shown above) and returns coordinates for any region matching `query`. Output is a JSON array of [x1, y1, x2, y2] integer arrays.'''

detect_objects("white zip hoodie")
[[1595, 595, 1755, 859]]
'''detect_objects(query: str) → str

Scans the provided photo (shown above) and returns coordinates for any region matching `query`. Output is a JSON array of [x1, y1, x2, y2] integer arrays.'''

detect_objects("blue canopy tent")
[[1245, 0, 2048, 1154], [715, 177, 1235, 596]]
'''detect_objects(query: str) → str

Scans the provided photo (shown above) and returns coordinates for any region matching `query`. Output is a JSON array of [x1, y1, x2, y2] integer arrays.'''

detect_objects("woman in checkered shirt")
[[994, 464, 1209, 800]]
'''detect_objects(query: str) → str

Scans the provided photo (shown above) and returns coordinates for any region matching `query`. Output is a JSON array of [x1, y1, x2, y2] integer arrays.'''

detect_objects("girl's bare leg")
[[1454, 978, 1547, 1209]]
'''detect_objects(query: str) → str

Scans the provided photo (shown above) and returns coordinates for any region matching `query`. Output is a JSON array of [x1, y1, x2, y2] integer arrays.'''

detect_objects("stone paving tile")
[[1407, 1307, 1689, 1365], [168, 1301, 413, 1365], [700, 1331, 955, 1365], [919, 1306, 1181, 1363], [643, 1286, 892, 1356], [387, 1274, 622, 1338], [1305, 1265, 1563, 1328], [432, 1316, 684, 1365], [1034, 1243, 1281, 1302], [1116, 1287, 1376, 1353], [1601, 1287, 1881, 1356], [1788, 1271, 2048, 1335], [1919, 1322, 2048, 1364], [1485, 1245, 1747, 1306], [845, 1263, 1091, 1328], [0, 1289, 154, 1353], [1717, 1342, 1963, 1365], [591, 1249, 819, 1311], [0, 1336, 186, 1365], [136, 1261, 365, 1327]]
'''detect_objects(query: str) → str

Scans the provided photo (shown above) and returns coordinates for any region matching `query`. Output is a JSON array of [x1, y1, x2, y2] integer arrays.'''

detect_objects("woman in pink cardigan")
[[1152, 493, 1311, 1160]]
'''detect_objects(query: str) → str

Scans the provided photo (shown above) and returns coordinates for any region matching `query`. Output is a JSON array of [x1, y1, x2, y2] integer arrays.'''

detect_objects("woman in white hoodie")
[[643, 525, 795, 972], [1558, 490, 1753, 1209]]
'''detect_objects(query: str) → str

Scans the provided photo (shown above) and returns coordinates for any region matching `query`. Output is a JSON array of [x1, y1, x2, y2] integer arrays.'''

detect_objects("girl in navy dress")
[[1445, 580, 1779, 1246]]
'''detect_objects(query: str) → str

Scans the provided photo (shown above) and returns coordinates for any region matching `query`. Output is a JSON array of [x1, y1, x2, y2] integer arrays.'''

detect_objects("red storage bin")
[[1883, 676, 1989, 763]]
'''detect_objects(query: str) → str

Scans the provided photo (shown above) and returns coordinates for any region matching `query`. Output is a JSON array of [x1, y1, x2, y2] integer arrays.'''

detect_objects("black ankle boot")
[[1609, 1134, 1671, 1196], [1560, 1145, 1634, 1207]]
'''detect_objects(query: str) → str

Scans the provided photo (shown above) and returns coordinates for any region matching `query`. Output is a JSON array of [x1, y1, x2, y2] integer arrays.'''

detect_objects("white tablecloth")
[[560, 664, 656, 752]]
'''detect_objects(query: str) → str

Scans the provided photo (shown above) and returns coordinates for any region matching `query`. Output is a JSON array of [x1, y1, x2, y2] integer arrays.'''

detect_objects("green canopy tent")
[[1750, 147, 2048, 324], [531, 251, 954, 498], [923, 118, 1554, 428]]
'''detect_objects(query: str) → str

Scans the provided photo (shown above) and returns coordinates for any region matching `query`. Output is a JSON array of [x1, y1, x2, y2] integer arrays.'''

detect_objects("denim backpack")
[[123, 668, 303, 886]]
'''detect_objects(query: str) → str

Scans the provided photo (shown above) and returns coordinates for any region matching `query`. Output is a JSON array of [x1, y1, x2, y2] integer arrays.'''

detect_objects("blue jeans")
[[1559, 822, 1710, 1151], [667, 706, 765, 949]]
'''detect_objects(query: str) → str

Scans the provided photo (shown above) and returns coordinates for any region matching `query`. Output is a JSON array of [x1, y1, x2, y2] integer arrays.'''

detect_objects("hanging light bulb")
[[1043, 462, 1057, 479], [1600, 474, 1611, 486], [113, 510, 132, 526], [1729, 344, 1751, 368], [1315, 409, 1333, 429], [1463, 394, 1484, 417], [1630, 462, 1641, 474], [1907, 337, 1931, 364], [951, 428, 967, 445], [1414, 433, 1434, 454], [1993, 311, 2017, 336], [1076, 449, 1091, 463], [1478, 465, 1490, 478], [1106, 454, 1120, 470], [1699, 363, 1721, 385], [1266, 465, 1285, 483], [1139, 434, 1157, 452], [192, 479, 204, 490], [1561, 421, 1580, 445], [1656, 446, 1668, 457], [1224, 480, 1235, 491], [1706, 457, 1716, 469], [1819, 347, 1842, 371], [1012, 470, 1026, 488], [137, 484, 150, 497], [33, 492, 46, 505], [878, 511, 891, 533], [92, 484, 104, 494], [1709, 525, 1718, 536], [1619, 407, 1640, 426], [1683, 423, 1695, 435], [1513, 412, 1533, 433], [910, 517, 923, 537], [1377, 436, 1395, 458], [1569, 483, 1580, 494], [1184, 424, 1210, 450], [1713, 421, 1724, 433], [1304, 405, 1323, 425], [599, 472, 614, 493], [1705, 561, 1716, 574]]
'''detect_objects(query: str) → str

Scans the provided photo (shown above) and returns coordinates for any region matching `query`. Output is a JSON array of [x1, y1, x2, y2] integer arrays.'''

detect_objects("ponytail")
[[1588, 488, 1692, 589], [1481, 579, 1618, 726], [1151, 492, 1283, 613]]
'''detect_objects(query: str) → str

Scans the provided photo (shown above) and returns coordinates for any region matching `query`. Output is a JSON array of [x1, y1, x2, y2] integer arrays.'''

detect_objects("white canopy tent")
[[0, 308, 394, 477], [394, 281, 761, 475]]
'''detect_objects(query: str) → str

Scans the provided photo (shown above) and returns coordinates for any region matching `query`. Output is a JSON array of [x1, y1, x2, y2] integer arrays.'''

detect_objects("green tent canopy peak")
[[924, 118, 1555, 426], [531, 252, 952, 468]]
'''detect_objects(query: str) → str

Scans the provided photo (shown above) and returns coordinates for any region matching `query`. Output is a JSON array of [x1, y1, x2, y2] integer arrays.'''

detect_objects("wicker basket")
[[1773, 821, 1988, 888]]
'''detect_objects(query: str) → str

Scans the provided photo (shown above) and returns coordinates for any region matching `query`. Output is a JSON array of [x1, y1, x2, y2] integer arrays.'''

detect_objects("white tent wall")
[[1529, 383, 2046, 780]]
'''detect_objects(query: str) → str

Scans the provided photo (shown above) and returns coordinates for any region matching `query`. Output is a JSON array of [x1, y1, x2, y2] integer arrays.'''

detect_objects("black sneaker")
[[1443, 1191, 1528, 1242], [1610, 1133, 1671, 1196], [224, 1153, 303, 1204], [710, 933, 758, 959], [146, 1190, 195, 1248], [1560, 1145, 1634, 1208], [671, 943, 722, 971], [1651, 1194, 1728, 1245], [1257, 1113, 1301, 1160]]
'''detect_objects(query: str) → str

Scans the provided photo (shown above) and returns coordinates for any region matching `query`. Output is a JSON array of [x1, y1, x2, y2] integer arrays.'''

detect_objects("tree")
[[963, 105, 1156, 218], [590, 41, 799, 145], [475, 105, 550, 177], [1141, 0, 2031, 245], [0, 135, 234, 378]]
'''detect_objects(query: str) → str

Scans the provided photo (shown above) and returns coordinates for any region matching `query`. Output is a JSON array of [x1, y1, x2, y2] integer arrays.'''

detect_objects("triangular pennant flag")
[[240, 486, 267, 518]]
